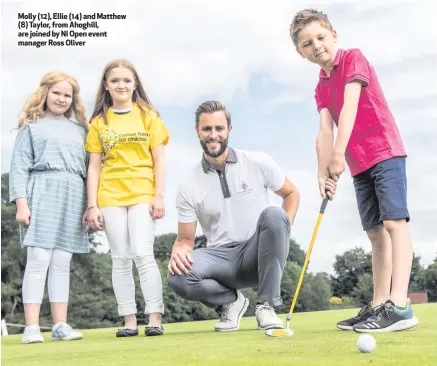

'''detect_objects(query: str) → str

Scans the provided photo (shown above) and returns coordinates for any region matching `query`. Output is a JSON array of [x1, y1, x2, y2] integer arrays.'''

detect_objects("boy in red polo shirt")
[[289, 9, 419, 333]]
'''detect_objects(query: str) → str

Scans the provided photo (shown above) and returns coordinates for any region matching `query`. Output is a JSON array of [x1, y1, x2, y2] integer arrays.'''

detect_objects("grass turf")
[[2, 303, 436, 365]]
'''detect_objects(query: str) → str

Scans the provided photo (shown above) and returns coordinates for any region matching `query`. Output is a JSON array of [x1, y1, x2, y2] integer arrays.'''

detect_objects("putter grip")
[[320, 195, 329, 214], [319, 173, 335, 214]]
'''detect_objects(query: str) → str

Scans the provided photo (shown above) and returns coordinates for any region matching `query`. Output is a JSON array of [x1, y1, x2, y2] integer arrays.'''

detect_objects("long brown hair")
[[90, 59, 157, 124], [18, 71, 88, 130]]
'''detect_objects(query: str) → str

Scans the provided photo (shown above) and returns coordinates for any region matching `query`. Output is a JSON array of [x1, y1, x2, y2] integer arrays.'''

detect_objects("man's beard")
[[200, 138, 229, 158]]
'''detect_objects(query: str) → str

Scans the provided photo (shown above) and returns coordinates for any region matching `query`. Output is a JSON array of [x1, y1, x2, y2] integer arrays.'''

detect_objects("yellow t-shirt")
[[85, 103, 170, 207]]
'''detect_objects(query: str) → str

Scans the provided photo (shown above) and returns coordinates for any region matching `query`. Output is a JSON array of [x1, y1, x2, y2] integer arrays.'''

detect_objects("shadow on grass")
[[165, 328, 260, 336]]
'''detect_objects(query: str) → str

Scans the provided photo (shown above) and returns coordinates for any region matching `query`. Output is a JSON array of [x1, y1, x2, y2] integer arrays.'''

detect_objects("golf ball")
[[356, 334, 376, 353]]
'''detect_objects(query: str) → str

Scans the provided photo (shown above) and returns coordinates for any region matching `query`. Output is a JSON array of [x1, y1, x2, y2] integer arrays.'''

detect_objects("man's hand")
[[168, 244, 194, 275]]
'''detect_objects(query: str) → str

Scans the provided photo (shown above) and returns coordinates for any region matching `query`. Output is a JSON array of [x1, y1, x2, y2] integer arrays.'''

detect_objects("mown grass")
[[2, 303, 436, 365]]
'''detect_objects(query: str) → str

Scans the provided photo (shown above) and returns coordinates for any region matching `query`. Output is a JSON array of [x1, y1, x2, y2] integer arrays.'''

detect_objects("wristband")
[[87, 205, 98, 211]]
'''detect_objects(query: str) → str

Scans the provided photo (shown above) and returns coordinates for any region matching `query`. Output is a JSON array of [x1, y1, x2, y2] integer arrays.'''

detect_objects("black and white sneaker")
[[336, 302, 375, 331], [353, 300, 419, 333]]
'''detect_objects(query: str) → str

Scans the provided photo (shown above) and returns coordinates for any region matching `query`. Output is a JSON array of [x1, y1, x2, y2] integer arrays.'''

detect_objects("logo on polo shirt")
[[238, 181, 253, 195]]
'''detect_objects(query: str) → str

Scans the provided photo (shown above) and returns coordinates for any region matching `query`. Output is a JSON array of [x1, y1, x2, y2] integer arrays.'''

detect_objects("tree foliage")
[[331, 247, 372, 298]]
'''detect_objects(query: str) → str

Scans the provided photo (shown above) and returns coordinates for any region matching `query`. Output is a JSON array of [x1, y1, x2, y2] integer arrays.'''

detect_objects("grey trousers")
[[167, 206, 291, 308]]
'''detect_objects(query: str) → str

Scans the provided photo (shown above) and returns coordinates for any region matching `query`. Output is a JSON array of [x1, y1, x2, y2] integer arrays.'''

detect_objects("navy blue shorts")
[[353, 157, 410, 231]]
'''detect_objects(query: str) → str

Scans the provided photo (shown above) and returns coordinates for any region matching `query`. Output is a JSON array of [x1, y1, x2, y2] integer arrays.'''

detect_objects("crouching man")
[[167, 101, 300, 332]]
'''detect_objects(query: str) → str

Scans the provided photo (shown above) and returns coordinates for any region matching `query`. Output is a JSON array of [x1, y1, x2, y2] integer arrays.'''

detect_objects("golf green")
[[2, 303, 436, 365]]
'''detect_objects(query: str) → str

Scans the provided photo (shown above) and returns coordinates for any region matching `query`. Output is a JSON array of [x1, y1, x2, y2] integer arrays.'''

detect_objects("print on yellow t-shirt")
[[85, 103, 169, 207]]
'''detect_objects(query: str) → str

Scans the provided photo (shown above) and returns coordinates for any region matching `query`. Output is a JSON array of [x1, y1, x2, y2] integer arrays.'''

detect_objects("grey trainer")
[[21, 325, 44, 344], [256, 302, 283, 330], [214, 291, 249, 332], [51, 323, 83, 341]]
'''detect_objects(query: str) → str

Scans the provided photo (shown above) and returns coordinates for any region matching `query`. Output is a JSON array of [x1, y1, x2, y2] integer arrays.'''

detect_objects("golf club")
[[265, 193, 330, 337]]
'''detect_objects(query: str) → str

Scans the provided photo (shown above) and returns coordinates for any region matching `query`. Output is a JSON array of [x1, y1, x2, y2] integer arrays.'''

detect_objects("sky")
[[1, 0, 436, 275]]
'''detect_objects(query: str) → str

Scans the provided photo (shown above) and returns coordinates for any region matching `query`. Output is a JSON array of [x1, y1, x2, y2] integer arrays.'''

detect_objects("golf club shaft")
[[287, 196, 329, 317]]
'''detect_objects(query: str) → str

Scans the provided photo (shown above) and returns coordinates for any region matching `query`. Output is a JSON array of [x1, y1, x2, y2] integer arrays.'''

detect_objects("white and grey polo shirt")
[[176, 147, 286, 247]]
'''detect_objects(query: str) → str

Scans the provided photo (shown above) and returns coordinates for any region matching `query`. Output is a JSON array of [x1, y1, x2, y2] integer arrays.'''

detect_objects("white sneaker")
[[21, 325, 44, 344], [214, 291, 249, 332], [51, 323, 83, 341], [256, 302, 284, 330]]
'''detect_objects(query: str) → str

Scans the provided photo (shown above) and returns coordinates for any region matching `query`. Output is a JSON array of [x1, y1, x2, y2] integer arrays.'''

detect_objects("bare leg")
[[24, 304, 41, 326], [50, 303, 68, 324], [383, 219, 413, 306], [366, 225, 392, 306], [148, 313, 162, 327], [124, 314, 137, 329]]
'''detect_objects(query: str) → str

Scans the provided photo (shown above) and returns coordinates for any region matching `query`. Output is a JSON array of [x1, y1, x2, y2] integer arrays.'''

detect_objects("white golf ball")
[[356, 334, 376, 353]]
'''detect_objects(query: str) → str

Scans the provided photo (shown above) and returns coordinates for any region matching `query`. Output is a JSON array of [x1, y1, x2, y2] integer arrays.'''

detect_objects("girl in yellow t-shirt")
[[83, 59, 169, 337]]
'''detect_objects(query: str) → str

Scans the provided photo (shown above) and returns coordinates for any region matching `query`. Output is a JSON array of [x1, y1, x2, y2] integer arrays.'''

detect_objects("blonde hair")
[[90, 59, 157, 125], [18, 71, 88, 130], [290, 9, 333, 47]]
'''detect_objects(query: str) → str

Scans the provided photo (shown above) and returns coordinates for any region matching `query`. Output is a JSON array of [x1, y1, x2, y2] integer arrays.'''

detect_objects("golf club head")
[[265, 328, 294, 337]]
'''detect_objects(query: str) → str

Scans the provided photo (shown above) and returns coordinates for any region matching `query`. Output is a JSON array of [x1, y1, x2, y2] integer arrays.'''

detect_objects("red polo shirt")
[[314, 48, 407, 176]]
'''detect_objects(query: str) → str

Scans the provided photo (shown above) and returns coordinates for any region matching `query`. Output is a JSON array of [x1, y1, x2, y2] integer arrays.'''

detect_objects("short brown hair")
[[290, 9, 333, 47], [195, 100, 231, 127]]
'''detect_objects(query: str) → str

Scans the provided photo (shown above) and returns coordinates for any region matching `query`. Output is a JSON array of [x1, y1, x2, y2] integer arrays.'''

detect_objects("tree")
[[408, 254, 426, 292], [287, 238, 306, 266], [1, 174, 26, 326], [66, 251, 118, 329], [425, 262, 437, 302], [88, 230, 106, 252], [351, 273, 373, 306], [297, 273, 332, 311], [154, 233, 208, 262], [279, 262, 332, 314], [331, 247, 372, 298], [154, 233, 177, 261]]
